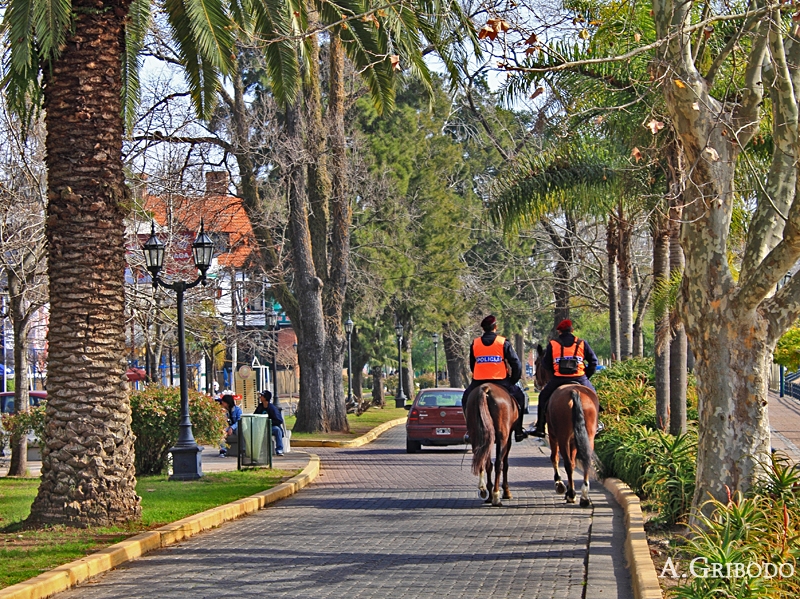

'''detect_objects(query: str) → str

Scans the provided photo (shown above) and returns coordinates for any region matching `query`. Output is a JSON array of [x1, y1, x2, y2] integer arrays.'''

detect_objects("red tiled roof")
[[142, 193, 256, 270]]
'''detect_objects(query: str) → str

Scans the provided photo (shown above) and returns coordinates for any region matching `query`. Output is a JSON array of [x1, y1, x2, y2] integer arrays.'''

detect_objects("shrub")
[[0, 404, 46, 445], [416, 373, 435, 389], [593, 358, 697, 525], [130, 386, 228, 475], [669, 454, 800, 599]]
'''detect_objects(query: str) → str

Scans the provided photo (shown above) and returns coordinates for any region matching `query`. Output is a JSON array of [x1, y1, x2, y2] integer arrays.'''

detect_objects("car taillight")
[[408, 408, 420, 422]]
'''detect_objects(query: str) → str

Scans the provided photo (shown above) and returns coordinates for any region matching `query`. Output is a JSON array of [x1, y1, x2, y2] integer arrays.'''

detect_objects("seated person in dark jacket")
[[530, 319, 600, 438], [254, 390, 285, 455]]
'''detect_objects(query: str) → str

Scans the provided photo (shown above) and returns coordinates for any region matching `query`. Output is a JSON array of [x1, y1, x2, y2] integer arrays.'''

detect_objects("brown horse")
[[535, 344, 599, 507], [465, 383, 518, 506]]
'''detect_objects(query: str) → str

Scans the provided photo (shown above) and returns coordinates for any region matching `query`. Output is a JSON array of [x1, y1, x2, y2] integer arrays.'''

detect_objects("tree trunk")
[[653, 209, 671, 431], [403, 328, 415, 402], [321, 33, 350, 432], [27, 2, 141, 525], [285, 98, 327, 433], [7, 270, 33, 476], [617, 204, 633, 359], [631, 266, 647, 358], [607, 217, 620, 361], [669, 199, 687, 436], [352, 363, 363, 401], [443, 325, 465, 388], [371, 365, 385, 407], [514, 333, 525, 380], [543, 219, 573, 334]]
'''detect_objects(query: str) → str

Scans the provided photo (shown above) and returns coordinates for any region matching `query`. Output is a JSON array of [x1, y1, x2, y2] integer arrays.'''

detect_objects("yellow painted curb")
[[291, 417, 407, 448], [0, 455, 320, 599], [603, 477, 663, 599]]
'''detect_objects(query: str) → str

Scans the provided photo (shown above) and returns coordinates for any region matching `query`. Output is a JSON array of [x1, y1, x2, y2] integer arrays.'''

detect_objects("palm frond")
[[2, 0, 41, 121], [313, 0, 395, 113], [249, 0, 300, 106], [489, 139, 628, 232], [184, 0, 235, 72], [122, 0, 151, 133], [32, 0, 71, 59]]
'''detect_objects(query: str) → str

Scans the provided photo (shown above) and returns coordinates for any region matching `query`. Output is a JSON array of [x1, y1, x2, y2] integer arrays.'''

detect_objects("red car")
[[405, 388, 466, 453]]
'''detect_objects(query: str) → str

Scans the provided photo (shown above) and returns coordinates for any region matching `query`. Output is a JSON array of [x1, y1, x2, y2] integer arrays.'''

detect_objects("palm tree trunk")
[[27, 2, 140, 525], [653, 209, 671, 431], [669, 198, 687, 435], [607, 217, 620, 361], [617, 204, 633, 359]]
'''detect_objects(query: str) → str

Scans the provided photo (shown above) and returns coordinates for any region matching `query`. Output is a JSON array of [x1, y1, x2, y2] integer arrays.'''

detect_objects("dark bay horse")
[[535, 345, 599, 507], [465, 383, 518, 506]]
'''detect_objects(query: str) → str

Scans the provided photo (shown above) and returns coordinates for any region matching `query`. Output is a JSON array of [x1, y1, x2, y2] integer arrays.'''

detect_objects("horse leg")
[[580, 475, 592, 508], [477, 468, 489, 501], [564, 443, 576, 504], [551, 437, 566, 494], [491, 437, 503, 506], [501, 436, 512, 500]]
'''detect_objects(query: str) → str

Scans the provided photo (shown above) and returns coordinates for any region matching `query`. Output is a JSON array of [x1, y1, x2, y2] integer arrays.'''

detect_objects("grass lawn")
[[285, 405, 407, 440], [0, 468, 297, 589]]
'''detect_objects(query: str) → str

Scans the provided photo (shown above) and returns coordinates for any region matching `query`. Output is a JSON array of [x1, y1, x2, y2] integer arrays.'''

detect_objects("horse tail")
[[470, 385, 495, 476], [571, 389, 592, 473]]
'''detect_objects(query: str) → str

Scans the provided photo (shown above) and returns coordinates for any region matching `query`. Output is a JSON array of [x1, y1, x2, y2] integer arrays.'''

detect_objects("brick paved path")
[[769, 391, 800, 463], [57, 427, 632, 599]]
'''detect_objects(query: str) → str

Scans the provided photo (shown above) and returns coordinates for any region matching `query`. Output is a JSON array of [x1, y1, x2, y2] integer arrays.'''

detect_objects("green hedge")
[[130, 387, 228, 475], [593, 359, 697, 526]]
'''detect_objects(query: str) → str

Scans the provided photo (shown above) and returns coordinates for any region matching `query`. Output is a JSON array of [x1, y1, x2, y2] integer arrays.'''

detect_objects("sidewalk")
[[1, 445, 306, 478], [769, 390, 800, 462]]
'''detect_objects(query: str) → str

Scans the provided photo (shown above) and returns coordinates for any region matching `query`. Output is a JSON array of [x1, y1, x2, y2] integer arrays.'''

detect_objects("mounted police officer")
[[461, 315, 529, 442], [530, 319, 599, 438]]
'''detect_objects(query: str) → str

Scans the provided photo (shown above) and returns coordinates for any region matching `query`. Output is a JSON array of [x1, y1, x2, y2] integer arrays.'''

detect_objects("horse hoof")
[[580, 498, 592, 508], [503, 490, 512, 500], [492, 499, 503, 507], [565, 496, 576, 504], [484, 496, 493, 504], [555, 481, 567, 495], [478, 489, 489, 501]]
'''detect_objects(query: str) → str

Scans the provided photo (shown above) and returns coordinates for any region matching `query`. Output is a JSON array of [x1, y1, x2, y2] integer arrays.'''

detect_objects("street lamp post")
[[432, 332, 439, 388], [267, 309, 279, 402], [394, 323, 406, 408], [143, 220, 214, 481], [345, 316, 354, 408]]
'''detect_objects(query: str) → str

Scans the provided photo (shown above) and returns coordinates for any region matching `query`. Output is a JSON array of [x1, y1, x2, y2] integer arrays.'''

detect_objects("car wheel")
[[406, 438, 421, 453]]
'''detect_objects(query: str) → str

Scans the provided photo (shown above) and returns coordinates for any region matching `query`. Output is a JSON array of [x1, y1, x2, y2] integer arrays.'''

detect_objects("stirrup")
[[514, 430, 528, 442]]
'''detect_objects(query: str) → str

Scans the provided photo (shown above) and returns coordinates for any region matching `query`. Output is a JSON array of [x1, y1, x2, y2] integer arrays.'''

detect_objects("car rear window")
[[417, 392, 462, 407]]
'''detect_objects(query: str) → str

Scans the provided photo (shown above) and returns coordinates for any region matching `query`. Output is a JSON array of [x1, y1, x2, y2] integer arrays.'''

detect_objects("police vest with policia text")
[[550, 338, 586, 377], [472, 336, 510, 380]]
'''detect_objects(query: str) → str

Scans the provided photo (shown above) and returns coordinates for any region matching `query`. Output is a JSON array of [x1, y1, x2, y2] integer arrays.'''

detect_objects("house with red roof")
[[127, 172, 297, 406]]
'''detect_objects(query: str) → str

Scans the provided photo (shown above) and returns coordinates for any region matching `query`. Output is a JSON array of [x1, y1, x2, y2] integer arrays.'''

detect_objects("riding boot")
[[530, 397, 547, 437], [514, 410, 527, 442]]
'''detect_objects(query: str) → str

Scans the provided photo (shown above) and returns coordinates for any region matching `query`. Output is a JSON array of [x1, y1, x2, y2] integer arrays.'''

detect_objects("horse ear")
[[536, 343, 544, 356]]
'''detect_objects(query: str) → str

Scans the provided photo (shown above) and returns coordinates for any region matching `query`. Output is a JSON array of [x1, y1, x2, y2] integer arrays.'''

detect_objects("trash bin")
[[238, 414, 272, 469]]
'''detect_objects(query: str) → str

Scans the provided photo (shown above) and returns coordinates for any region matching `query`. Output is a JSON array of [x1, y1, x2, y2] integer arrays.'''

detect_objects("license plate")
[[436, 428, 451, 435]]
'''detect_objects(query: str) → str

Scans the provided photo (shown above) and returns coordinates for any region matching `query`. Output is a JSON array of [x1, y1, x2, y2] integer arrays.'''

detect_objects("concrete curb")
[[0, 455, 321, 599], [291, 417, 407, 448], [603, 477, 663, 599]]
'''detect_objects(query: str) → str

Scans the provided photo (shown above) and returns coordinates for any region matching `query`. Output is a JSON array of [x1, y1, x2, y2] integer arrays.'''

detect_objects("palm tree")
[[3, 0, 475, 521]]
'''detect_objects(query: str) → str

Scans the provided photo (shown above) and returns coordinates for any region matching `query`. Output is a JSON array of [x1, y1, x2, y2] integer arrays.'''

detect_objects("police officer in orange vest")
[[461, 315, 529, 442], [530, 319, 599, 438]]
